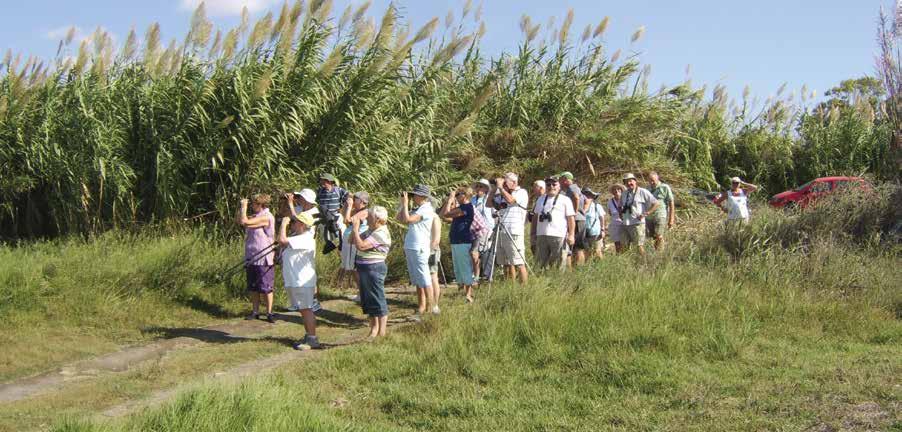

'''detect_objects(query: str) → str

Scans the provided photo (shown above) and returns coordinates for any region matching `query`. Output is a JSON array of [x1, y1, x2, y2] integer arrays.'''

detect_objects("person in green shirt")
[[647, 172, 675, 251]]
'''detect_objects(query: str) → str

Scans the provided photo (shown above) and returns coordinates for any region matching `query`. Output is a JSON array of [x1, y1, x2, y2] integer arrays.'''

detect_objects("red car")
[[769, 176, 870, 209]]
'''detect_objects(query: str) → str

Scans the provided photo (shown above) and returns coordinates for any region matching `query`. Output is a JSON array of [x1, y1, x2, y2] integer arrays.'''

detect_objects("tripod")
[[480, 207, 532, 283]]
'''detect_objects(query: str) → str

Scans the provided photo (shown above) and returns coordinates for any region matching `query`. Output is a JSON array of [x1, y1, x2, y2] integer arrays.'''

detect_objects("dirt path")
[[0, 286, 420, 411]]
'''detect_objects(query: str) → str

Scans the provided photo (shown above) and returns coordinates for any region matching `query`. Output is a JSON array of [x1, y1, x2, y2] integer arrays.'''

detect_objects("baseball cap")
[[295, 188, 316, 204], [558, 171, 574, 180]]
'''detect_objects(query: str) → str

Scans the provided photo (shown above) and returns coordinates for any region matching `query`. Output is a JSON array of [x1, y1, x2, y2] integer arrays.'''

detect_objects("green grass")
[[51, 216, 902, 431]]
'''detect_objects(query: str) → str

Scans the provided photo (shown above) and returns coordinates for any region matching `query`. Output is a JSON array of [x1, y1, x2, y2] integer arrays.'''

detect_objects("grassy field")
[[36, 196, 901, 432]]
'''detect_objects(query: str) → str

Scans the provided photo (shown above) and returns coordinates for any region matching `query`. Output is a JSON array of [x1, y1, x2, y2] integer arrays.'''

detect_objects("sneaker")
[[431, 305, 441, 315], [265, 314, 276, 324], [245, 313, 258, 321], [410, 313, 422, 323], [293, 335, 321, 350], [286, 304, 300, 312], [312, 299, 323, 315]]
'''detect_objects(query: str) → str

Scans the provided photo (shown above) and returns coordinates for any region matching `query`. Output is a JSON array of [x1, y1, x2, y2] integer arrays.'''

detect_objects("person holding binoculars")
[[236, 194, 277, 323], [619, 173, 659, 256], [529, 176, 575, 270]]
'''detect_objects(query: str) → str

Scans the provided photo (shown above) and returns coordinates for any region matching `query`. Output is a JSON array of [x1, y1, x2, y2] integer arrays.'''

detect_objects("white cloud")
[[179, 0, 276, 17]]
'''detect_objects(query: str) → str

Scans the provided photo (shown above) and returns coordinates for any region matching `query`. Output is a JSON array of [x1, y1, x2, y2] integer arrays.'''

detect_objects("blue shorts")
[[404, 248, 432, 288]]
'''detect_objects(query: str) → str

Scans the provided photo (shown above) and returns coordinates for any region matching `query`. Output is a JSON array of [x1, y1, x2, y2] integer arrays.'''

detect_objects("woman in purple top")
[[237, 194, 276, 323]]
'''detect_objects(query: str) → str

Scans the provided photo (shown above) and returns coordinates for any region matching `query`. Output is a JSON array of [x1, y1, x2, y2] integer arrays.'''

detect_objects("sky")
[[0, 0, 890, 103]]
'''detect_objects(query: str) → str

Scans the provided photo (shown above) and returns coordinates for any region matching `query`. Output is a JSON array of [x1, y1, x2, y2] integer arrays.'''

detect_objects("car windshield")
[[793, 181, 814, 192]]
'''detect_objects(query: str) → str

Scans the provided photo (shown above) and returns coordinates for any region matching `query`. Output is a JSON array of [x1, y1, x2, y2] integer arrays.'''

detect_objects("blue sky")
[[1, 0, 888, 102]]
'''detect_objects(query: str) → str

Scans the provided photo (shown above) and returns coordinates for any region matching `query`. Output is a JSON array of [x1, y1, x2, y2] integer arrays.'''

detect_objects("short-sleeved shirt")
[[471, 196, 495, 231], [356, 225, 392, 263], [650, 183, 674, 219], [245, 208, 275, 265], [281, 230, 316, 288], [449, 203, 475, 244], [404, 202, 435, 250], [619, 187, 658, 226], [493, 187, 529, 234], [316, 186, 347, 219], [563, 183, 586, 221], [532, 194, 575, 237], [585, 202, 605, 237], [607, 198, 623, 225]]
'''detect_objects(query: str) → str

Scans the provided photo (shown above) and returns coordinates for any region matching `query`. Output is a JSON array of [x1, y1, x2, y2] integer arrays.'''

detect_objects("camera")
[[496, 201, 509, 210], [538, 212, 552, 223]]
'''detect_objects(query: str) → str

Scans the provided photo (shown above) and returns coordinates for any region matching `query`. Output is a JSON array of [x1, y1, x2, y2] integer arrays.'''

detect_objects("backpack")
[[470, 202, 490, 238]]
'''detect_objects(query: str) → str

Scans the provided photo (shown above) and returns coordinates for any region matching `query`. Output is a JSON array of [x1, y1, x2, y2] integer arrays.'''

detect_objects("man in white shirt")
[[489, 172, 529, 284], [619, 173, 660, 256], [529, 177, 575, 269]]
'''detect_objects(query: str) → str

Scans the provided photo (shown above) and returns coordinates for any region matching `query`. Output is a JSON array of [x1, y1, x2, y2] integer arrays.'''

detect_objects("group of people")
[[236, 171, 757, 350]]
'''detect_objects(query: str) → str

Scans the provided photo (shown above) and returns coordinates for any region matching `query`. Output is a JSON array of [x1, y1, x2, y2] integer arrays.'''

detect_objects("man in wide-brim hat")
[[619, 173, 659, 256]]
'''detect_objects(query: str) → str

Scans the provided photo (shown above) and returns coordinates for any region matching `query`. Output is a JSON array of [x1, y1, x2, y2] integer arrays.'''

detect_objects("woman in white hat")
[[398, 184, 439, 320], [713, 177, 758, 224]]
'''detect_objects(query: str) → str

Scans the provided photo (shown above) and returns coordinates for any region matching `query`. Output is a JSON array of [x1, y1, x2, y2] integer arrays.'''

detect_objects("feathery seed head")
[[255, 68, 273, 99], [413, 18, 439, 44], [190, 2, 213, 47], [581, 25, 591, 43], [631, 26, 645, 43], [144, 23, 161, 61], [593, 17, 609, 38], [123, 28, 137, 60], [610, 48, 621, 63], [463, 0, 473, 19], [559, 9, 574, 45], [353, 1, 371, 23], [445, 10, 454, 29], [65, 26, 78, 45]]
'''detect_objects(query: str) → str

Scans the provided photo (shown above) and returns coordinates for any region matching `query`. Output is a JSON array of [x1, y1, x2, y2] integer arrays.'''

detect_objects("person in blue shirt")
[[441, 186, 476, 303]]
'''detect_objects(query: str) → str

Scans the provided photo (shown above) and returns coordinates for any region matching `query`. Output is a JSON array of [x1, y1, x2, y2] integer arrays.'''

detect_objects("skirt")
[[451, 243, 475, 286]]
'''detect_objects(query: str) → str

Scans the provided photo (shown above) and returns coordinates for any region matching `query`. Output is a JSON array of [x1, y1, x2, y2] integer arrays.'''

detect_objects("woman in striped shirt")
[[350, 205, 392, 339]]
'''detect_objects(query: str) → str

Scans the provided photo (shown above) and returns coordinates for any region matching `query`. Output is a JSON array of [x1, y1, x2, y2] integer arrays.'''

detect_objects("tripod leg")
[[497, 222, 531, 274]]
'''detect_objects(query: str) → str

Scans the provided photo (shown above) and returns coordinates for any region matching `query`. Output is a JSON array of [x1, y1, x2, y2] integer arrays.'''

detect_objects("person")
[[582, 187, 606, 260], [350, 206, 392, 339], [488, 172, 529, 284], [237, 194, 277, 323], [470, 179, 494, 281], [713, 177, 758, 224], [441, 186, 476, 302], [532, 180, 546, 197], [338, 191, 370, 293], [277, 213, 320, 350], [428, 214, 443, 308], [530, 177, 575, 269], [397, 184, 439, 321], [284, 189, 322, 313], [558, 171, 587, 266], [316, 173, 348, 252], [607, 184, 626, 254], [619, 173, 660, 256], [647, 172, 675, 251], [286, 189, 319, 221]]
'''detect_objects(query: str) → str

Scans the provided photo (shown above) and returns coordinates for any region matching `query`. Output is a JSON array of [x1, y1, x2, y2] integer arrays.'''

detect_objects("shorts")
[[622, 224, 646, 248], [646, 214, 668, 238], [246, 264, 275, 294], [572, 220, 588, 251], [472, 230, 492, 253], [585, 232, 602, 250], [404, 248, 432, 288], [534, 235, 565, 269], [339, 232, 357, 271], [285, 285, 316, 310], [608, 223, 624, 243], [428, 249, 441, 274], [496, 233, 525, 266]]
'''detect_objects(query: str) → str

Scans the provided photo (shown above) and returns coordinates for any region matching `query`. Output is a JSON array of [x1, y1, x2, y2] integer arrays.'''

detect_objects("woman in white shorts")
[[607, 184, 626, 254], [277, 213, 320, 350]]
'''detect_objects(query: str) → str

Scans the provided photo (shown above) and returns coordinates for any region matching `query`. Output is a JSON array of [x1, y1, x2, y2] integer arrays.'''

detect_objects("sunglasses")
[[455, 192, 466, 197]]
